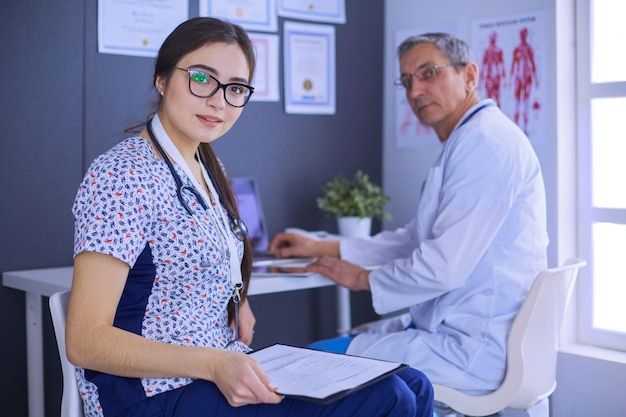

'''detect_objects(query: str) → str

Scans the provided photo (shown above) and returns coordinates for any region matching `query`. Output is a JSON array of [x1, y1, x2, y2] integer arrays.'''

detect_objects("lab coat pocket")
[[416, 166, 443, 241]]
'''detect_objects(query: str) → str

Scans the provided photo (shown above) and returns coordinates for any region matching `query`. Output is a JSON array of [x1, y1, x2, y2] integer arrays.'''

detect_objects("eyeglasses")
[[176, 67, 254, 108], [394, 63, 465, 90]]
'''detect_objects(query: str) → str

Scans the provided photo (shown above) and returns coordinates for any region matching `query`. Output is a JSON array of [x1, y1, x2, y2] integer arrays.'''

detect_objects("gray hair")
[[397, 32, 474, 64]]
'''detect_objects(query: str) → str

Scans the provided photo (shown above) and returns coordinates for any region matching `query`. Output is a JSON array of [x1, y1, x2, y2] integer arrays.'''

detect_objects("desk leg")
[[25, 292, 45, 417], [336, 287, 352, 336]]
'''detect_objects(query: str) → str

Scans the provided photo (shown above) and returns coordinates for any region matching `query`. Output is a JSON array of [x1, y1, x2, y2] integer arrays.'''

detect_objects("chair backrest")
[[49, 290, 85, 417], [433, 258, 586, 416], [506, 258, 586, 409]]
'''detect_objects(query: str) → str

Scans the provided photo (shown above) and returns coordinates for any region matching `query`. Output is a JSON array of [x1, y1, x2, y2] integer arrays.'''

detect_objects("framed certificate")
[[278, 0, 346, 24], [98, 0, 188, 57], [200, 0, 278, 32], [283, 22, 336, 115]]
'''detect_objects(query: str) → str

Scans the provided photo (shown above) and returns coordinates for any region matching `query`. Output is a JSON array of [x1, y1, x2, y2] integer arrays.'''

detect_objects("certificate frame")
[[200, 0, 278, 33], [249, 33, 280, 102], [283, 22, 336, 115], [98, 0, 188, 58], [277, 0, 346, 24]]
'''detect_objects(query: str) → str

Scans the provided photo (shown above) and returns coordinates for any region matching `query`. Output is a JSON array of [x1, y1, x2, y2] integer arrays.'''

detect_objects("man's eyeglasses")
[[394, 63, 465, 90], [176, 67, 254, 108]]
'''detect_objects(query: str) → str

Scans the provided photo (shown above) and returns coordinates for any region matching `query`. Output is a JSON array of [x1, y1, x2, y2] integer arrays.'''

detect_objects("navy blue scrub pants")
[[115, 367, 433, 417]]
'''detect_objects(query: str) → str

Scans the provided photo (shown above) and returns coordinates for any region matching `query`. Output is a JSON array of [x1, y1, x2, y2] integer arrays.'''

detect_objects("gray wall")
[[0, 1, 383, 416]]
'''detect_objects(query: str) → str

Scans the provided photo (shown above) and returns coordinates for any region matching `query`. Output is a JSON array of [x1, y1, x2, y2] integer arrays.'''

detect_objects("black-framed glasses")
[[176, 67, 254, 108], [394, 62, 465, 90]]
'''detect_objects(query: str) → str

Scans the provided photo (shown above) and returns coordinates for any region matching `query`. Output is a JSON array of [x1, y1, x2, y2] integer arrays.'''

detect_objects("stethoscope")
[[456, 100, 495, 130], [146, 118, 248, 241], [146, 115, 248, 343]]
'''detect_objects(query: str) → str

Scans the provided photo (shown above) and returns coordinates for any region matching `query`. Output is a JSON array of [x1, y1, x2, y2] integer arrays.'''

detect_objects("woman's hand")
[[210, 350, 283, 406]]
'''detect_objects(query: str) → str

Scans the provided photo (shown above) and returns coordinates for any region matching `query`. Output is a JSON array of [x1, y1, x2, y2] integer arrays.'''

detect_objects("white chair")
[[433, 258, 586, 417], [50, 289, 85, 417]]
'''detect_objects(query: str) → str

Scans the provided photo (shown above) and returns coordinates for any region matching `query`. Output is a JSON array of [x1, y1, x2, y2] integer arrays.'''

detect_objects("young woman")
[[67, 17, 433, 417]]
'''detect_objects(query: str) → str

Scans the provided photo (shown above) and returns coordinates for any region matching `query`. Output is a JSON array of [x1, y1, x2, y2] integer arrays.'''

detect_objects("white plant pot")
[[337, 216, 372, 238]]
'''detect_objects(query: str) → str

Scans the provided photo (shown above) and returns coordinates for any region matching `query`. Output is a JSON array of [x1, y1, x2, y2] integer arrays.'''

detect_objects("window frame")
[[576, 0, 626, 351]]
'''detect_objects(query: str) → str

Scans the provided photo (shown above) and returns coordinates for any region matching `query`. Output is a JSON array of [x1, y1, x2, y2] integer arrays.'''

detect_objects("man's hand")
[[306, 256, 371, 291], [269, 232, 339, 259]]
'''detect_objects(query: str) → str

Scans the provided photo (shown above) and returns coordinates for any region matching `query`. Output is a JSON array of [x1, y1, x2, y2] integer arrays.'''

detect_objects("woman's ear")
[[155, 75, 166, 96]]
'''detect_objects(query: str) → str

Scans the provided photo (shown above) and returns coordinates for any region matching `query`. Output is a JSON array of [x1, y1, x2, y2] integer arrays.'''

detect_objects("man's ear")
[[465, 62, 479, 92]]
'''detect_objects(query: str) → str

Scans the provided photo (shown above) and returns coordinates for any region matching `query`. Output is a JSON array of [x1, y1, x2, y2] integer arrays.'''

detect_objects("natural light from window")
[[591, 0, 626, 83], [585, 0, 626, 341], [591, 98, 626, 208], [592, 223, 626, 333]]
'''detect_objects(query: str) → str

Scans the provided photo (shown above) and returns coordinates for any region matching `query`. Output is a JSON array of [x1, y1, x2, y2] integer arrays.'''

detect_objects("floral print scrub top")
[[72, 136, 247, 416]]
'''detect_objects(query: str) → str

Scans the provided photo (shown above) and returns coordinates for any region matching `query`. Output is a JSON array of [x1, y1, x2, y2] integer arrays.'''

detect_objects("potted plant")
[[316, 170, 391, 237]]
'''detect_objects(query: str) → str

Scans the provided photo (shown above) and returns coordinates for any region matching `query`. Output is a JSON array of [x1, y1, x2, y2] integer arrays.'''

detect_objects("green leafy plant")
[[316, 170, 391, 220]]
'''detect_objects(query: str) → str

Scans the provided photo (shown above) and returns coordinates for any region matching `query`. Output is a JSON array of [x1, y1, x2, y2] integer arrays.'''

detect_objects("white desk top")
[[3, 266, 335, 297]]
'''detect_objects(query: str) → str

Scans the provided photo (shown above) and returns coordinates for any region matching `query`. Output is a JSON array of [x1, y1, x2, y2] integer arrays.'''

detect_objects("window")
[[577, 0, 626, 351]]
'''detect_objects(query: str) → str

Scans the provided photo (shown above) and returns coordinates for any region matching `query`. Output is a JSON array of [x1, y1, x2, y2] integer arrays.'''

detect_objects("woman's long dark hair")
[[154, 17, 257, 319]]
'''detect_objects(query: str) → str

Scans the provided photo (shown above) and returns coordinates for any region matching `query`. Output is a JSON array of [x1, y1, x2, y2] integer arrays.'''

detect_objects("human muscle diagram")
[[472, 12, 546, 144]]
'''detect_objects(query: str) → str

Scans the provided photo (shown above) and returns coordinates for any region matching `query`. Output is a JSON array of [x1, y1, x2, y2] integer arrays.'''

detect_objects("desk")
[[3, 267, 351, 417]]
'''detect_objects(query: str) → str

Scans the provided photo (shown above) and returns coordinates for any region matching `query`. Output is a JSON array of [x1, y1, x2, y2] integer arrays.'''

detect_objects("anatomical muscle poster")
[[471, 11, 546, 145]]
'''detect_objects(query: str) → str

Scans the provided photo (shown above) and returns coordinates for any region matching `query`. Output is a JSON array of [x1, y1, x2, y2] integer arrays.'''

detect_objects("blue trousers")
[[116, 361, 433, 417], [308, 335, 356, 354]]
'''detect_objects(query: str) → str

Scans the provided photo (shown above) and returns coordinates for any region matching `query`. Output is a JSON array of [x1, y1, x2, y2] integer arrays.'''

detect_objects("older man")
[[270, 33, 548, 394]]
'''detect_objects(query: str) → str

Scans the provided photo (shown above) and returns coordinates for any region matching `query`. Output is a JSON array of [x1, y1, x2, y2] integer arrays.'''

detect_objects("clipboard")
[[249, 344, 408, 404]]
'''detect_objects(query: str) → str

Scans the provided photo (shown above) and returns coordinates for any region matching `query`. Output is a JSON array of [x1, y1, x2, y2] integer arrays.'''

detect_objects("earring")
[[159, 90, 164, 96]]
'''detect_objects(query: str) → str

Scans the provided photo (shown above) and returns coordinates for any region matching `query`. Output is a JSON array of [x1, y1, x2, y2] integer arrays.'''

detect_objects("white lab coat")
[[341, 100, 548, 393]]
